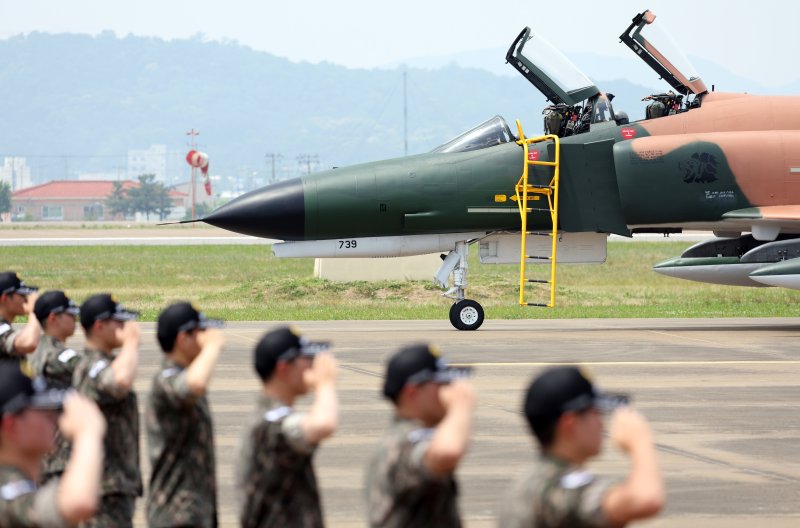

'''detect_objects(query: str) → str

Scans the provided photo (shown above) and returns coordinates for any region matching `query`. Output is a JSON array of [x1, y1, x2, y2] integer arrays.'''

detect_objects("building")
[[11, 180, 187, 221], [128, 144, 168, 183], [0, 157, 32, 190]]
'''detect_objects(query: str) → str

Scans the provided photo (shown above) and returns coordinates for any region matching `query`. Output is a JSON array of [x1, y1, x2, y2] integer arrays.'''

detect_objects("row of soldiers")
[[0, 269, 664, 527]]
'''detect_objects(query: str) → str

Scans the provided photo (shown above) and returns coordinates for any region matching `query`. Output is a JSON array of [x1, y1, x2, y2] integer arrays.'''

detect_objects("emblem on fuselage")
[[681, 152, 719, 184]]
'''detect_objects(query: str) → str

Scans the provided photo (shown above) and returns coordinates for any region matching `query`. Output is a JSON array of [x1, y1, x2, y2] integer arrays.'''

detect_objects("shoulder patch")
[[0, 323, 10, 335], [57, 348, 77, 363], [560, 469, 594, 490], [263, 406, 292, 422], [407, 427, 435, 444], [160, 367, 181, 378], [88, 359, 109, 379], [0, 479, 36, 501]]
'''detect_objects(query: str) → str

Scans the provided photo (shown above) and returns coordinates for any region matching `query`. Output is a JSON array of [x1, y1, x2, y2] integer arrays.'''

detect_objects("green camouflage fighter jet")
[[199, 10, 800, 330]]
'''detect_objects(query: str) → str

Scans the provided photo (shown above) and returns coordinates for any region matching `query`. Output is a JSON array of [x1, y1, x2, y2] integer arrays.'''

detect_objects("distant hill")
[[0, 32, 670, 186]]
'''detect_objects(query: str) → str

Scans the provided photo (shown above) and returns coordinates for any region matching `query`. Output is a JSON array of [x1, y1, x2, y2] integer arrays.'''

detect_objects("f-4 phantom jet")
[[199, 10, 800, 330]]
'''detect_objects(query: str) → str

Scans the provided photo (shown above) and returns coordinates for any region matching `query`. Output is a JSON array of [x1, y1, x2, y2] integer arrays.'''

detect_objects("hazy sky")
[[2, 0, 796, 86]]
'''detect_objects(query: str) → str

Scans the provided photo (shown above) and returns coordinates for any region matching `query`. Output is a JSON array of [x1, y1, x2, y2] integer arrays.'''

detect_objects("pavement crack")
[[654, 442, 800, 483]]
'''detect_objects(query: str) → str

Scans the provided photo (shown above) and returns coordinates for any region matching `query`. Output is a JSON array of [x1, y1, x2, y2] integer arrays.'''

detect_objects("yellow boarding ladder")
[[514, 120, 561, 307]]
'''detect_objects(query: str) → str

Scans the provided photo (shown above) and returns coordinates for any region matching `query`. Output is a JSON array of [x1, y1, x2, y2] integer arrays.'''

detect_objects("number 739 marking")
[[338, 240, 357, 249]]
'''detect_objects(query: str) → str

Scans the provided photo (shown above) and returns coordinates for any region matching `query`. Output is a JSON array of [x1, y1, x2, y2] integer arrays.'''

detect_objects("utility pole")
[[265, 153, 282, 183], [186, 128, 199, 222], [296, 154, 318, 175]]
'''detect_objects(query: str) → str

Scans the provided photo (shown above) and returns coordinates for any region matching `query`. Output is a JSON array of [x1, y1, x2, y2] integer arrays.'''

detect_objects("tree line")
[[106, 174, 173, 221]]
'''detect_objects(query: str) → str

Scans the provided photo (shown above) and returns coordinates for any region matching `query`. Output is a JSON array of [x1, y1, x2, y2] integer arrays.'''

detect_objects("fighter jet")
[[199, 10, 800, 330]]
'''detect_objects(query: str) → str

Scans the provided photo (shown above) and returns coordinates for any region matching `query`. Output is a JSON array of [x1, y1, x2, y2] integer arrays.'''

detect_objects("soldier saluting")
[[498, 366, 664, 528], [236, 326, 339, 528], [29, 290, 81, 485], [0, 271, 41, 363], [146, 301, 225, 528], [72, 293, 142, 527], [365, 343, 476, 528], [0, 362, 106, 527]]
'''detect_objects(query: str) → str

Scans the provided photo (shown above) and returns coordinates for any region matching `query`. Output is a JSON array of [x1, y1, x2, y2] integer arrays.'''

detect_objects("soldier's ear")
[[274, 360, 291, 379], [397, 383, 417, 405], [0, 414, 17, 442], [555, 412, 577, 440]]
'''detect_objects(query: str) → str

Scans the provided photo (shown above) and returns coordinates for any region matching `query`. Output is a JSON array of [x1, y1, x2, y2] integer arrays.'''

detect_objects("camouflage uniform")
[[0, 316, 21, 362], [0, 465, 67, 528], [72, 347, 142, 528], [497, 454, 613, 528], [33, 335, 82, 484], [146, 358, 217, 527], [365, 416, 461, 528], [235, 394, 323, 528]]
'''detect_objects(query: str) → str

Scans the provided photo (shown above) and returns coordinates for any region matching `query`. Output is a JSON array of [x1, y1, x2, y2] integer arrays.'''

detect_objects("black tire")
[[449, 299, 484, 331]]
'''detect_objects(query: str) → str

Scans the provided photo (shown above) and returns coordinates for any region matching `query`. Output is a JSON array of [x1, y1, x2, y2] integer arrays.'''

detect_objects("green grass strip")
[[3, 242, 794, 321]]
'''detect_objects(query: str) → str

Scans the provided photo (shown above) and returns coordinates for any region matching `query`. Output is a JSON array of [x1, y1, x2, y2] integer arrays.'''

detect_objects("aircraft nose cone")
[[203, 178, 305, 240]]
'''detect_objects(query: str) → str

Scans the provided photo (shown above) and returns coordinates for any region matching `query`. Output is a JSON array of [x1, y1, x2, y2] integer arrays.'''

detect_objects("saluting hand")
[[610, 407, 653, 453], [23, 292, 38, 314], [117, 321, 141, 348], [197, 327, 225, 350], [439, 379, 476, 411], [59, 392, 106, 440], [303, 352, 337, 390]]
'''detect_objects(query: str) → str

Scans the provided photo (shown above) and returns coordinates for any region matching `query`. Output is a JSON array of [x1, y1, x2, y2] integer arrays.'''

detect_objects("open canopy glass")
[[505, 27, 599, 106], [620, 10, 707, 96]]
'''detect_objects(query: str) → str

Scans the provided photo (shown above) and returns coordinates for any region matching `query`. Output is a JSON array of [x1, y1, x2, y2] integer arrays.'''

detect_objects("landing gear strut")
[[435, 240, 485, 331]]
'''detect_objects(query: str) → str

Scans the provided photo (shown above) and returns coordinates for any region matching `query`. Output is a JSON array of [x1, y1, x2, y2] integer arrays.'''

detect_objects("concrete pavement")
[[95, 317, 800, 526]]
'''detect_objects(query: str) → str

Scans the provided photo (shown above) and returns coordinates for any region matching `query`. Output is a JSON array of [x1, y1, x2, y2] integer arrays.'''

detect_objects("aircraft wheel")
[[449, 300, 484, 331]]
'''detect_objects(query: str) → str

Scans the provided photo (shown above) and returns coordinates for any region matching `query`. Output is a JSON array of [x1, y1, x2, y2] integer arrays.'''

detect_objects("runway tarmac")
[[72, 317, 800, 527]]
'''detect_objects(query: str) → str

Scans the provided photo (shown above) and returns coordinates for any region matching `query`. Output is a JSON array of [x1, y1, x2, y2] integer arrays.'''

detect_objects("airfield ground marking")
[[222, 332, 259, 344], [646, 329, 724, 345], [452, 360, 800, 367]]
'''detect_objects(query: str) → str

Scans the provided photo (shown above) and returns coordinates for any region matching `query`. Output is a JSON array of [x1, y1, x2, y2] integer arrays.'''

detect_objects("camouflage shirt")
[[235, 394, 322, 528], [72, 346, 142, 497], [146, 358, 217, 528], [497, 453, 613, 528], [34, 335, 82, 481], [364, 416, 462, 528], [0, 316, 21, 362], [0, 465, 67, 528]]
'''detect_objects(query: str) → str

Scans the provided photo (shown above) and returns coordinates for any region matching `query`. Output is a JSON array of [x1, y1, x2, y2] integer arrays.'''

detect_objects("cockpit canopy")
[[505, 27, 599, 106], [620, 10, 707, 96], [431, 116, 514, 154], [505, 11, 707, 135]]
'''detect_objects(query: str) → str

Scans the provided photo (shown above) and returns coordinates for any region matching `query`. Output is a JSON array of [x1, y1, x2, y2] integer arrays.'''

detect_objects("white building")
[[0, 157, 32, 190], [128, 144, 168, 183]]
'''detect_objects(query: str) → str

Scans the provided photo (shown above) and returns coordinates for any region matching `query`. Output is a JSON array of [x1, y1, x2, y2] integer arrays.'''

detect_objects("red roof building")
[[11, 180, 187, 221]]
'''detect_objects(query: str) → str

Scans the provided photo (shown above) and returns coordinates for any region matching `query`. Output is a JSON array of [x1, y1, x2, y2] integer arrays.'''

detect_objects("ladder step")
[[524, 208, 552, 213], [525, 303, 550, 307], [525, 231, 554, 236], [526, 256, 551, 260], [527, 279, 550, 284]]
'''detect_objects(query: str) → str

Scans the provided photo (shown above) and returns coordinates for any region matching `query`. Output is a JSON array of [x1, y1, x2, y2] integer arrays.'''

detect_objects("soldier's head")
[[157, 301, 223, 360], [79, 294, 138, 350], [254, 326, 329, 395], [524, 366, 627, 458], [34, 290, 79, 340], [0, 363, 63, 455], [382, 343, 470, 426], [0, 271, 38, 319]]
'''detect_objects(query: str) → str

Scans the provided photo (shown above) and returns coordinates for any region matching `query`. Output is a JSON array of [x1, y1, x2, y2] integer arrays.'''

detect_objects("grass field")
[[3, 242, 793, 320]]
